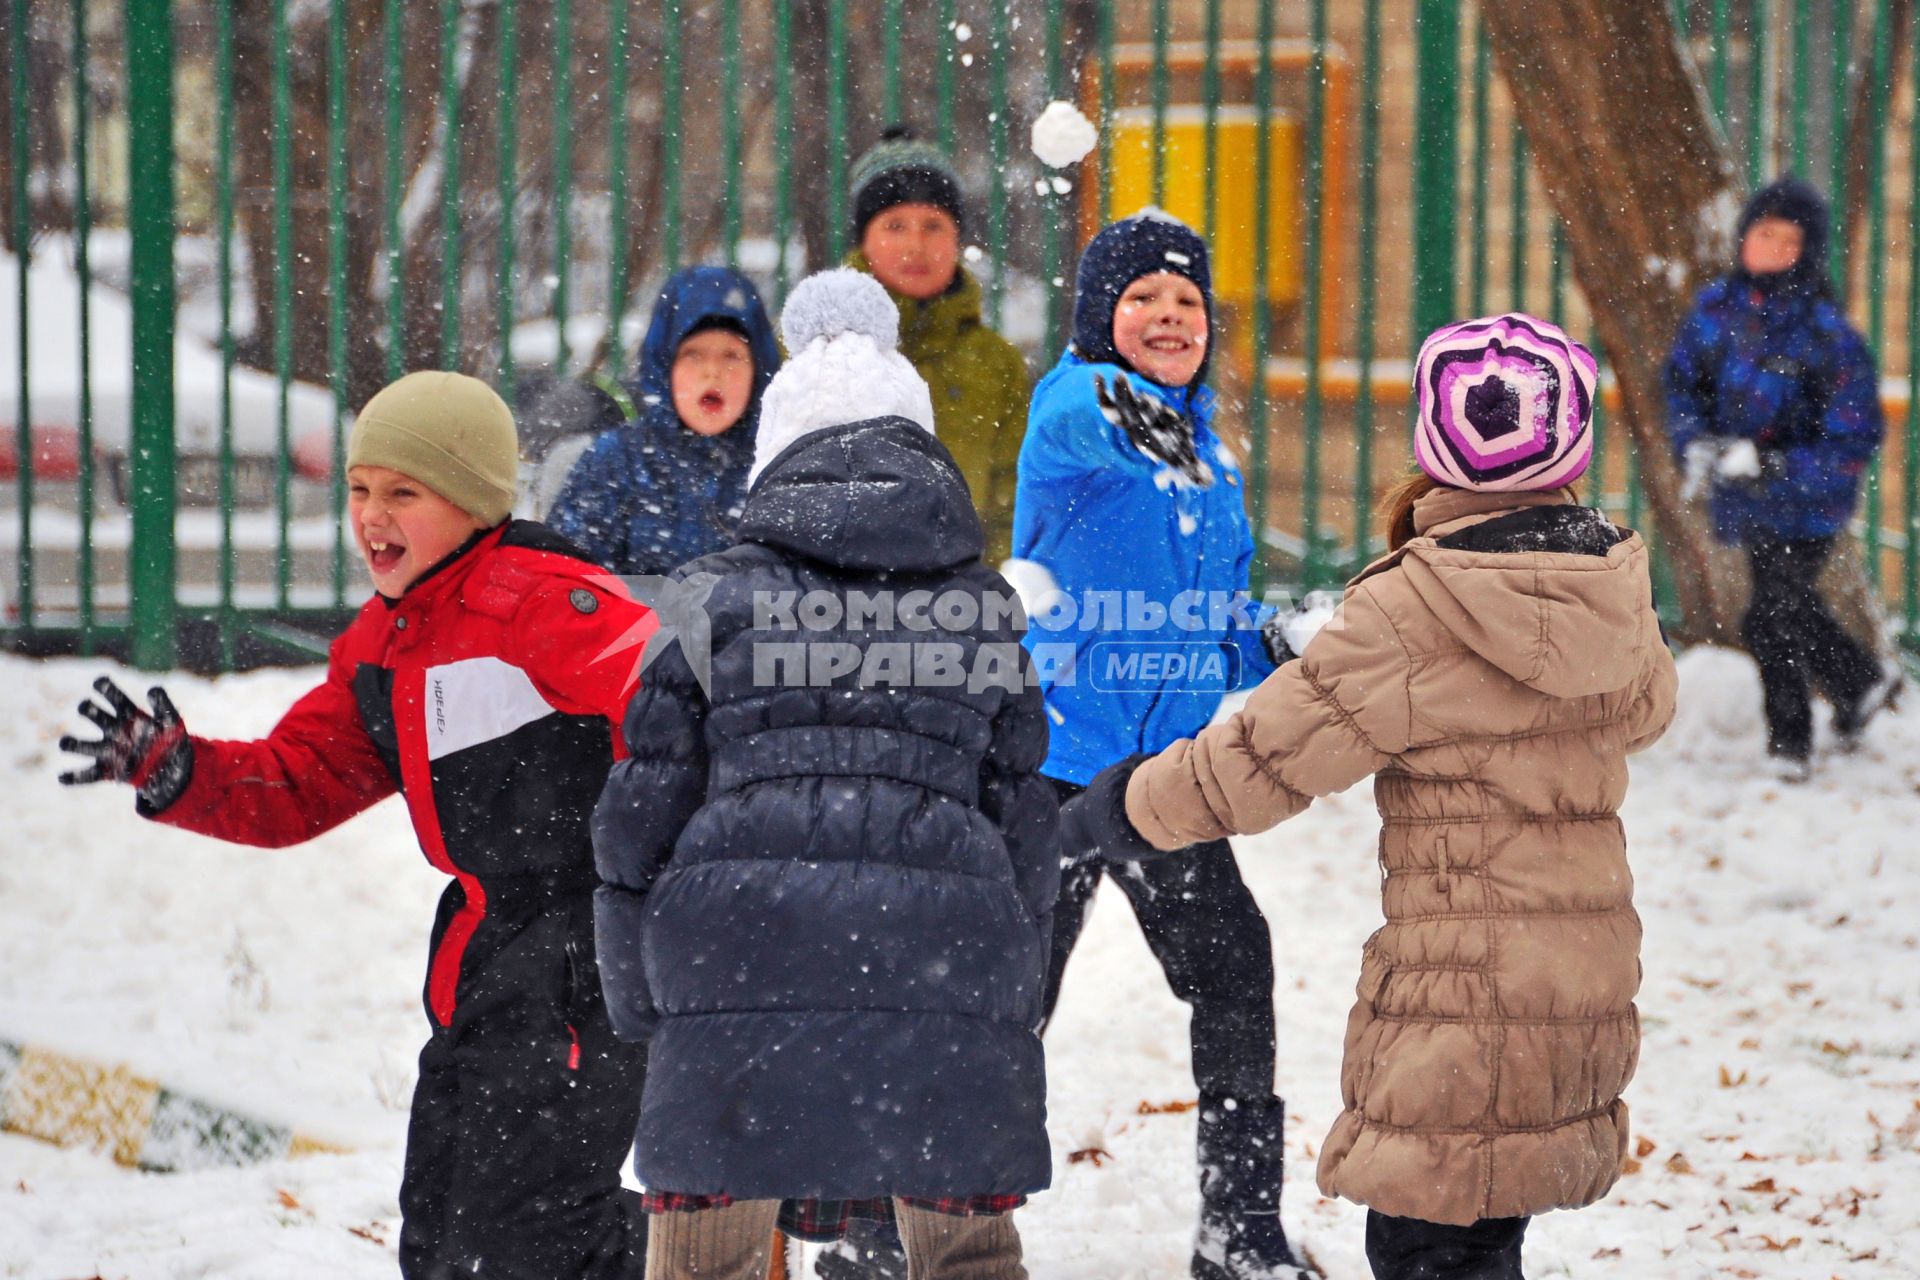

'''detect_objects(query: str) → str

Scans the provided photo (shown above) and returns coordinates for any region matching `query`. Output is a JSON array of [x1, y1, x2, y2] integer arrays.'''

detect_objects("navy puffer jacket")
[[592, 416, 1059, 1200]]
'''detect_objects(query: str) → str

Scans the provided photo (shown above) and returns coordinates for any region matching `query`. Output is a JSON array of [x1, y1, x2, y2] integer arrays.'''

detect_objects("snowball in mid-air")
[[1031, 101, 1099, 169]]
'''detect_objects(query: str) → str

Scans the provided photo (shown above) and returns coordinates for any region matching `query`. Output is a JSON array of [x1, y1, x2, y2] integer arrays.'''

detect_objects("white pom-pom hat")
[[749, 269, 937, 486]]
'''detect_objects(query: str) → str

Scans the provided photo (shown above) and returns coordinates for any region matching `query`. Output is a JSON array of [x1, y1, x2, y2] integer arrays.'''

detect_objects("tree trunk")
[[1486, 0, 1887, 652]]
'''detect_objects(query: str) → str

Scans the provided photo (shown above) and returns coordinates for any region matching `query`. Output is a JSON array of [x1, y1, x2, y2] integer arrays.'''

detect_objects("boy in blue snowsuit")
[[1665, 176, 1896, 775], [551, 266, 781, 575], [1011, 210, 1310, 1280]]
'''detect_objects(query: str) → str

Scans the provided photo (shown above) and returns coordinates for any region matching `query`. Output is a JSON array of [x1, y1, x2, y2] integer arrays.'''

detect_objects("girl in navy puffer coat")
[[593, 272, 1056, 1280]]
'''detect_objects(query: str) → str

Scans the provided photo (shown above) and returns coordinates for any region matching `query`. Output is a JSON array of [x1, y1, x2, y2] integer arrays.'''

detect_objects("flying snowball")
[[1031, 101, 1098, 169]]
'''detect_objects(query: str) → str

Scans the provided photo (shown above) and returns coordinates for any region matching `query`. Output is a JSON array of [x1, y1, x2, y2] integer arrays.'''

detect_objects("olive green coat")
[[848, 252, 1030, 564]]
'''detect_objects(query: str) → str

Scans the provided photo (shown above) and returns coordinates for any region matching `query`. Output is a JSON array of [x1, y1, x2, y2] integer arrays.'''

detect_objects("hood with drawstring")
[[1123, 484, 1679, 1226]]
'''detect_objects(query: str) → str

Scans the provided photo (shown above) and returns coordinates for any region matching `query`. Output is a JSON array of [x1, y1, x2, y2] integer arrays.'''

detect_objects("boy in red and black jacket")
[[59, 371, 657, 1279]]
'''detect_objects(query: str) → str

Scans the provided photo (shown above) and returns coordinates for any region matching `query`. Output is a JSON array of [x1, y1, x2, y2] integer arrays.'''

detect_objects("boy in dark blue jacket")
[[1666, 176, 1898, 777], [593, 271, 1057, 1279], [1011, 211, 1312, 1280], [550, 266, 782, 575]]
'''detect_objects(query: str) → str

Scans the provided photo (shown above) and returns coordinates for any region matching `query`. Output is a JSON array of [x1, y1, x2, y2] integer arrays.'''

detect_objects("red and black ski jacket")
[[148, 521, 657, 1026]]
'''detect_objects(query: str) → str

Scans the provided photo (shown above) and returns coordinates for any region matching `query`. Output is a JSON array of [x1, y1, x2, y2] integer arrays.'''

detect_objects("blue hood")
[[629, 266, 782, 417]]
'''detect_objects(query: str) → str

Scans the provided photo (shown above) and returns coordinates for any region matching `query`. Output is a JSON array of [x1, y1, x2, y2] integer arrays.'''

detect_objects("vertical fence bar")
[[1907, 0, 1920, 641], [1301, 0, 1328, 585], [826, 0, 848, 261], [986, 0, 1008, 330], [1509, 126, 1528, 310], [1589, 329, 1609, 512], [439, 0, 463, 366], [1202, 0, 1221, 245], [384, 0, 404, 380], [773, 0, 792, 304], [1250, 0, 1275, 588], [1748, 0, 1770, 186], [1097, 1, 1114, 222], [1791, 0, 1810, 172], [9, 0, 28, 629], [1351, 0, 1381, 569], [9, 0, 27, 629], [1548, 222, 1567, 323], [497, 0, 518, 389], [1831, 0, 1855, 294], [662, 0, 682, 268], [1043, 0, 1066, 356], [938, 0, 956, 154], [553, 0, 574, 372], [606, 0, 630, 368], [883, 0, 902, 121], [217, 0, 236, 664], [1150, 0, 1169, 207], [1469, 16, 1490, 317], [722, 0, 742, 262], [272, 0, 293, 607], [126, 0, 177, 669], [71, 0, 95, 649], [1711, 0, 1731, 121], [1412, 0, 1459, 340], [1862, 0, 1891, 591], [328, 0, 348, 606]]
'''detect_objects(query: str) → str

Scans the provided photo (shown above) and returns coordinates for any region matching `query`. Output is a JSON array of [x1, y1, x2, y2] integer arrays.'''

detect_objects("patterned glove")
[[59, 677, 195, 814], [1093, 372, 1215, 488]]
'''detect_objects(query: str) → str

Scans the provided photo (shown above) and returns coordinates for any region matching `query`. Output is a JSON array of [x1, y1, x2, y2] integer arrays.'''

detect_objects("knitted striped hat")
[[1412, 313, 1596, 492]]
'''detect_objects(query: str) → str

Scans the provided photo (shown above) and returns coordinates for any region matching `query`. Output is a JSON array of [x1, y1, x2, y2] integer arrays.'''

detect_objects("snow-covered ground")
[[1, 646, 1915, 1278]]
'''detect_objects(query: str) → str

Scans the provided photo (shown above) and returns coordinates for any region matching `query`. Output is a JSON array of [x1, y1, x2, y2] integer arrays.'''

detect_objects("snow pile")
[[2, 645, 1917, 1276], [1031, 101, 1099, 169]]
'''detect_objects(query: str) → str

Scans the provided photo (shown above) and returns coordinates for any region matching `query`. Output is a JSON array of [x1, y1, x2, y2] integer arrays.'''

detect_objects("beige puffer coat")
[[1125, 486, 1678, 1226]]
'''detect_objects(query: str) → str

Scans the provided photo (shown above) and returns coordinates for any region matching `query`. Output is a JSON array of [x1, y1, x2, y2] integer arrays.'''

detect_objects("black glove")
[[1058, 754, 1163, 865], [1260, 611, 1299, 667], [59, 677, 195, 814], [1093, 372, 1214, 488]]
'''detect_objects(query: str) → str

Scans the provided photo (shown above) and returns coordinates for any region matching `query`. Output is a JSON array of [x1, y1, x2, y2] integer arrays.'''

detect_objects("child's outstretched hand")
[[59, 677, 195, 812], [1059, 754, 1171, 865], [1093, 372, 1215, 488]]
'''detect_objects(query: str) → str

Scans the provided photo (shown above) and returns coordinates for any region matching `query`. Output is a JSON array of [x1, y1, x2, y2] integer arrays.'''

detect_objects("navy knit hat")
[[849, 127, 965, 244], [1736, 175, 1831, 296], [1071, 208, 1214, 387]]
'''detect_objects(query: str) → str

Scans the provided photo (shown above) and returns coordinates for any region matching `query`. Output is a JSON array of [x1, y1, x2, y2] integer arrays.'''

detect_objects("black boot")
[[814, 1216, 908, 1280], [1192, 1095, 1319, 1280]]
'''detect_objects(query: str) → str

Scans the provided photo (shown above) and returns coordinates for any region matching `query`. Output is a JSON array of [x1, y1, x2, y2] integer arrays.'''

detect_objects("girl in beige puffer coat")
[[1061, 315, 1678, 1280]]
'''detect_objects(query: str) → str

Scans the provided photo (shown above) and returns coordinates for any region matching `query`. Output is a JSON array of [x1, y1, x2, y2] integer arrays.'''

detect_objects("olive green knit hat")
[[346, 371, 518, 525]]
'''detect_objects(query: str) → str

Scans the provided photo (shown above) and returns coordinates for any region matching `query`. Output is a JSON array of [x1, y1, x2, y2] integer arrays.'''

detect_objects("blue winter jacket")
[[1665, 276, 1883, 543], [1011, 352, 1275, 786], [592, 417, 1058, 1200], [549, 267, 782, 575]]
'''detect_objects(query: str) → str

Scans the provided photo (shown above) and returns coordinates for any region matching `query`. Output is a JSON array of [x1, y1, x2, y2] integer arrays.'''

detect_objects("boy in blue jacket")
[[1665, 176, 1898, 779], [1011, 210, 1312, 1280], [550, 266, 782, 575]]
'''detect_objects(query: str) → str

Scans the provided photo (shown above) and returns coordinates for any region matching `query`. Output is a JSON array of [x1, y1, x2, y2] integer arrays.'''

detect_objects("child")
[[1009, 208, 1304, 1280], [591, 270, 1058, 1279], [1064, 315, 1679, 1280], [1665, 175, 1897, 780], [550, 265, 782, 575], [847, 127, 1029, 565], [59, 371, 657, 1279]]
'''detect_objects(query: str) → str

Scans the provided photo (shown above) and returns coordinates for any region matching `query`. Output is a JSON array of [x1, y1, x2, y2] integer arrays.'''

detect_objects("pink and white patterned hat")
[[1412, 313, 1597, 493]]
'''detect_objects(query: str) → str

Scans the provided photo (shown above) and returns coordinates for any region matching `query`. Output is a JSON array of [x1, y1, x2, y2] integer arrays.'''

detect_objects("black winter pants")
[[1741, 532, 1878, 757], [1365, 1212, 1529, 1280], [400, 883, 648, 1279], [1040, 777, 1278, 1120]]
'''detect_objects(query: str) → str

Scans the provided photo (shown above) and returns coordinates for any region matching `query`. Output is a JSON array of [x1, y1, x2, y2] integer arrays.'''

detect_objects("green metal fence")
[[4, 0, 1918, 671]]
